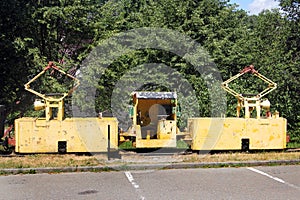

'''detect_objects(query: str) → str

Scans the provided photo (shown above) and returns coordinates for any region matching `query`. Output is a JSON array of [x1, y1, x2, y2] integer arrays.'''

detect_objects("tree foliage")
[[0, 0, 299, 142]]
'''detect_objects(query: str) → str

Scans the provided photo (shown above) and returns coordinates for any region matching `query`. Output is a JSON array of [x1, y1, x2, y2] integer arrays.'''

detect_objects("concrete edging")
[[1, 159, 300, 175]]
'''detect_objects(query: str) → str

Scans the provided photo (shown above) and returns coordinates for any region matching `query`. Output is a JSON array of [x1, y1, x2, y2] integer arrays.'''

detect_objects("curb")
[[1, 159, 300, 175]]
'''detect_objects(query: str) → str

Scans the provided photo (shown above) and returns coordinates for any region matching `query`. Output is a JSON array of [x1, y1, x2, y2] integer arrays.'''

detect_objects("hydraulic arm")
[[24, 62, 80, 121], [221, 65, 277, 118]]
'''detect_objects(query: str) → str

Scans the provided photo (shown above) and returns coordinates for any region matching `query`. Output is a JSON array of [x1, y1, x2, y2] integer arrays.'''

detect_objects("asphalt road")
[[0, 165, 299, 200]]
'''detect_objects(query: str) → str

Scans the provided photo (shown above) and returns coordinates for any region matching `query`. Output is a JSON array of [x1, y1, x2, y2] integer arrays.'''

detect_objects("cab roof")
[[132, 92, 177, 99]]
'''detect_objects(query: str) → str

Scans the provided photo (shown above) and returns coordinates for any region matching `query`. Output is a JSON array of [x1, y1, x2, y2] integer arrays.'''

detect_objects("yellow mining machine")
[[14, 62, 118, 153], [189, 65, 287, 151], [13, 63, 287, 153], [121, 92, 181, 148]]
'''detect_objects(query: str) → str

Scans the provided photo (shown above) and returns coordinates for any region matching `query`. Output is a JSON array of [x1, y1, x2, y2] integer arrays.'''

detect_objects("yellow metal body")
[[15, 62, 120, 154], [14, 117, 118, 153], [189, 116, 287, 151], [189, 65, 287, 151], [125, 92, 178, 148], [135, 119, 177, 148]]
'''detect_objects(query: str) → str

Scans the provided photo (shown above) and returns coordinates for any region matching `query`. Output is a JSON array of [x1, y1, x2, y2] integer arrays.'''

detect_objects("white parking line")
[[125, 171, 146, 200], [247, 167, 300, 190], [125, 171, 140, 188], [247, 167, 285, 183]]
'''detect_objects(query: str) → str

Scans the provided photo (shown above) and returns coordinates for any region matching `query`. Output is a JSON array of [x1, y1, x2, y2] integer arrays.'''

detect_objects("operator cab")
[[127, 92, 179, 147]]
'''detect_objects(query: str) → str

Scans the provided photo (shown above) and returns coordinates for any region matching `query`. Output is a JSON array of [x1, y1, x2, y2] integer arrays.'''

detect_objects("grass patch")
[[182, 151, 300, 163], [287, 142, 300, 148], [176, 140, 189, 149], [0, 154, 102, 169], [0, 151, 299, 170], [119, 141, 135, 149]]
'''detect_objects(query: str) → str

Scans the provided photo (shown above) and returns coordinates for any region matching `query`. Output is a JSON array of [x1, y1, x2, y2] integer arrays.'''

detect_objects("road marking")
[[125, 171, 146, 200], [247, 167, 300, 190], [247, 167, 285, 183]]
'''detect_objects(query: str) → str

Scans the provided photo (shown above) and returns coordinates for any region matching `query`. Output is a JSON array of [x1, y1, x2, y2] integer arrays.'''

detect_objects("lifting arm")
[[24, 62, 80, 102], [24, 62, 80, 121], [221, 65, 277, 118], [221, 65, 277, 100]]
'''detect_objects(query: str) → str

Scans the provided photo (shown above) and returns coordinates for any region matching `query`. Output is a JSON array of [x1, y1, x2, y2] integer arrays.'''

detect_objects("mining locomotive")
[[0, 63, 288, 154]]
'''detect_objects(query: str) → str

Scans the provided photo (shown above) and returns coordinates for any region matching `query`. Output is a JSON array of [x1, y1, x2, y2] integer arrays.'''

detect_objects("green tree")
[[1, 0, 299, 144], [278, 0, 300, 143], [0, 0, 109, 121], [0, 0, 39, 122]]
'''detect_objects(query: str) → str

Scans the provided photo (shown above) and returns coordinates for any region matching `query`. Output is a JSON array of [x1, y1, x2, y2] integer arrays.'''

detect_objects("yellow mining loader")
[[189, 65, 287, 151], [14, 62, 118, 153], [121, 92, 181, 148]]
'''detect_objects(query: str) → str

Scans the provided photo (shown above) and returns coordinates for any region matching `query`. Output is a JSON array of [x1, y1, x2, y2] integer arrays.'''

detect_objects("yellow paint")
[[136, 138, 177, 148], [135, 120, 177, 148], [14, 117, 118, 153], [190, 117, 287, 150], [128, 92, 178, 148]]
